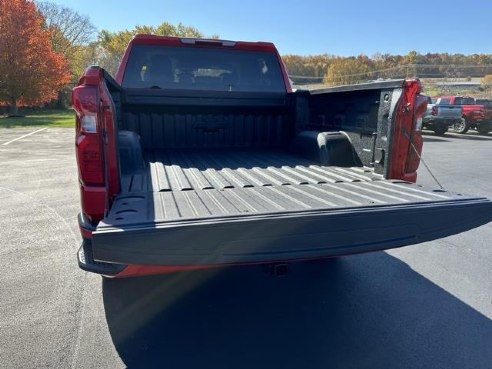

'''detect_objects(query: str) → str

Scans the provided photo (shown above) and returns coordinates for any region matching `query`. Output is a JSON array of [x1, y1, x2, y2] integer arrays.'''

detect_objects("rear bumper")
[[91, 198, 492, 267], [78, 239, 126, 276], [77, 213, 127, 276]]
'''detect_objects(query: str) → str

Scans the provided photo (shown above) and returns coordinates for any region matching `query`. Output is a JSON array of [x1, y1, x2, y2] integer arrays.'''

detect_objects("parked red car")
[[475, 98, 492, 134], [437, 96, 491, 134]]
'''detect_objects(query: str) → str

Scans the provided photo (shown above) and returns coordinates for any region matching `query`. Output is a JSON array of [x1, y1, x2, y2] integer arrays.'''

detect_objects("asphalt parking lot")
[[0, 127, 491, 369]]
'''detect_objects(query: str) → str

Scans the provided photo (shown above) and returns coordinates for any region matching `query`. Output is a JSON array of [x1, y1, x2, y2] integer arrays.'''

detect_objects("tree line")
[[1, 0, 492, 115], [285, 53, 492, 86]]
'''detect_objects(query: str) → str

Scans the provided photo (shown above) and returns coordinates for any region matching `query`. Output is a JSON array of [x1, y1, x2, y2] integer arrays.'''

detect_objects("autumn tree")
[[480, 74, 492, 90], [282, 54, 333, 85], [37, 1, 97, 80], [97, 22, 210, 75], [0, 0, 70, 115], [324, 56, 374, 86]]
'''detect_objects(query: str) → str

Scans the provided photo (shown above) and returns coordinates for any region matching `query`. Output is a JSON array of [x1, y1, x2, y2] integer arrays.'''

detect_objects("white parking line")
[[0, 158, 60, 165], [2, 128, 48, 146]]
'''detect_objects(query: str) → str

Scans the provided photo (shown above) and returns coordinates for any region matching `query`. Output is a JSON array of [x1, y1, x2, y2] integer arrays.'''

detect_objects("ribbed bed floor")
[[123, 148, 382, 193], [106, 149, 459, 225]]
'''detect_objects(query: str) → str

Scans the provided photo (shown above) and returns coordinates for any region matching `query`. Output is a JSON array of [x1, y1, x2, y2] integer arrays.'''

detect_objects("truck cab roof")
[[130, 34, 278, 52]]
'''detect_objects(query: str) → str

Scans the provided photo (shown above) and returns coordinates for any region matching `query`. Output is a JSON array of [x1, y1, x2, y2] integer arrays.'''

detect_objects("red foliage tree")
[[0, 0, 70, 115]]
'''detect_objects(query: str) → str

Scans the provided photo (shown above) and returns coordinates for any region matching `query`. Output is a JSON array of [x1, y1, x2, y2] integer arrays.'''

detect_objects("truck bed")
[[126, 147, 380, 188], [115, 148, 451, 222], [92, 148, 492, 266]]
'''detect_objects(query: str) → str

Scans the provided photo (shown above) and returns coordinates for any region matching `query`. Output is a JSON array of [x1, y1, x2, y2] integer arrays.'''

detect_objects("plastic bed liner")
[[92, 149, 492, 265], [122, 148, 382, 193]]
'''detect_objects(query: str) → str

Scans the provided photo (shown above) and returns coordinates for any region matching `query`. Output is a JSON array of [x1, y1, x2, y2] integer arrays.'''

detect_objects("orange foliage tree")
[[0, 0, 70, 115]]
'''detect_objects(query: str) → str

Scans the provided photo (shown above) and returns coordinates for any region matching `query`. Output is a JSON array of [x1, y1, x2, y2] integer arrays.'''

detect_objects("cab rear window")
[[476, 99, 492, 106], [122, 45, 286, 93], [454, 97, 475, 105]]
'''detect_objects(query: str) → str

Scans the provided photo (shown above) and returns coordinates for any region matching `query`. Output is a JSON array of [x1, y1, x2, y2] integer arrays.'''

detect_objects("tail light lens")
[[389, 80, 426, 182], [404, 93, 427, 174], [431, 105, 438, 116], [72, 86, 105, 186]]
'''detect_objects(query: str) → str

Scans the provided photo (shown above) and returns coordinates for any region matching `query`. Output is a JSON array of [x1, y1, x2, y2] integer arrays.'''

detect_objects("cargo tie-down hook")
[[402, 127, 444, 190]]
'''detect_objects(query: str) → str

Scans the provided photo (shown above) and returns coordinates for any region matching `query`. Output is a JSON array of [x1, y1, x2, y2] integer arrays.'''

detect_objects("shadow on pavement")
[[103, 253, 491, 369]]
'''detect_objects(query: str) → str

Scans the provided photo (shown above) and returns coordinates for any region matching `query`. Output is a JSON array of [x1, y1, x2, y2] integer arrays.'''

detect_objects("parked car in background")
[[438, 96, 490, 134], [422, 96, 462, 135], [475, 98, 492, 134]]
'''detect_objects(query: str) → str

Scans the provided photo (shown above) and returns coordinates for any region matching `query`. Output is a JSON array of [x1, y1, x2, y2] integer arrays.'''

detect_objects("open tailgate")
[[92, 181, 492, 265]]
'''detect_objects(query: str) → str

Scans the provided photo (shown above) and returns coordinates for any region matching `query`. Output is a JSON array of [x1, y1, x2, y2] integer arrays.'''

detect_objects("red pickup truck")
[[475, 98, 492, 134], [72, 35, 492, 278], [437, 96, 492, 134]]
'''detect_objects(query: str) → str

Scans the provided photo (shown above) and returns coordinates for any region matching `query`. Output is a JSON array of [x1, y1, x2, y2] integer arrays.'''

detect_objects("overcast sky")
[[48, 0, 492, 56]]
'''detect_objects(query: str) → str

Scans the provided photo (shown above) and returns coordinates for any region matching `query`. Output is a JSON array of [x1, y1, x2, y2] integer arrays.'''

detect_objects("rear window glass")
[[454, 97, 475, 105], [476, 99, 492, 106], [437, 98, 450, 104], [122, 45, 286, 93]]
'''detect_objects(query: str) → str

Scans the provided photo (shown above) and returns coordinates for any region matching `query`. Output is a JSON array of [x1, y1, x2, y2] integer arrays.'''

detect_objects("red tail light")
[[72, 86, 105, 186], [431, 105, 438, 116], [404, 93, 427, 175], [389, 80, 426, 182]]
